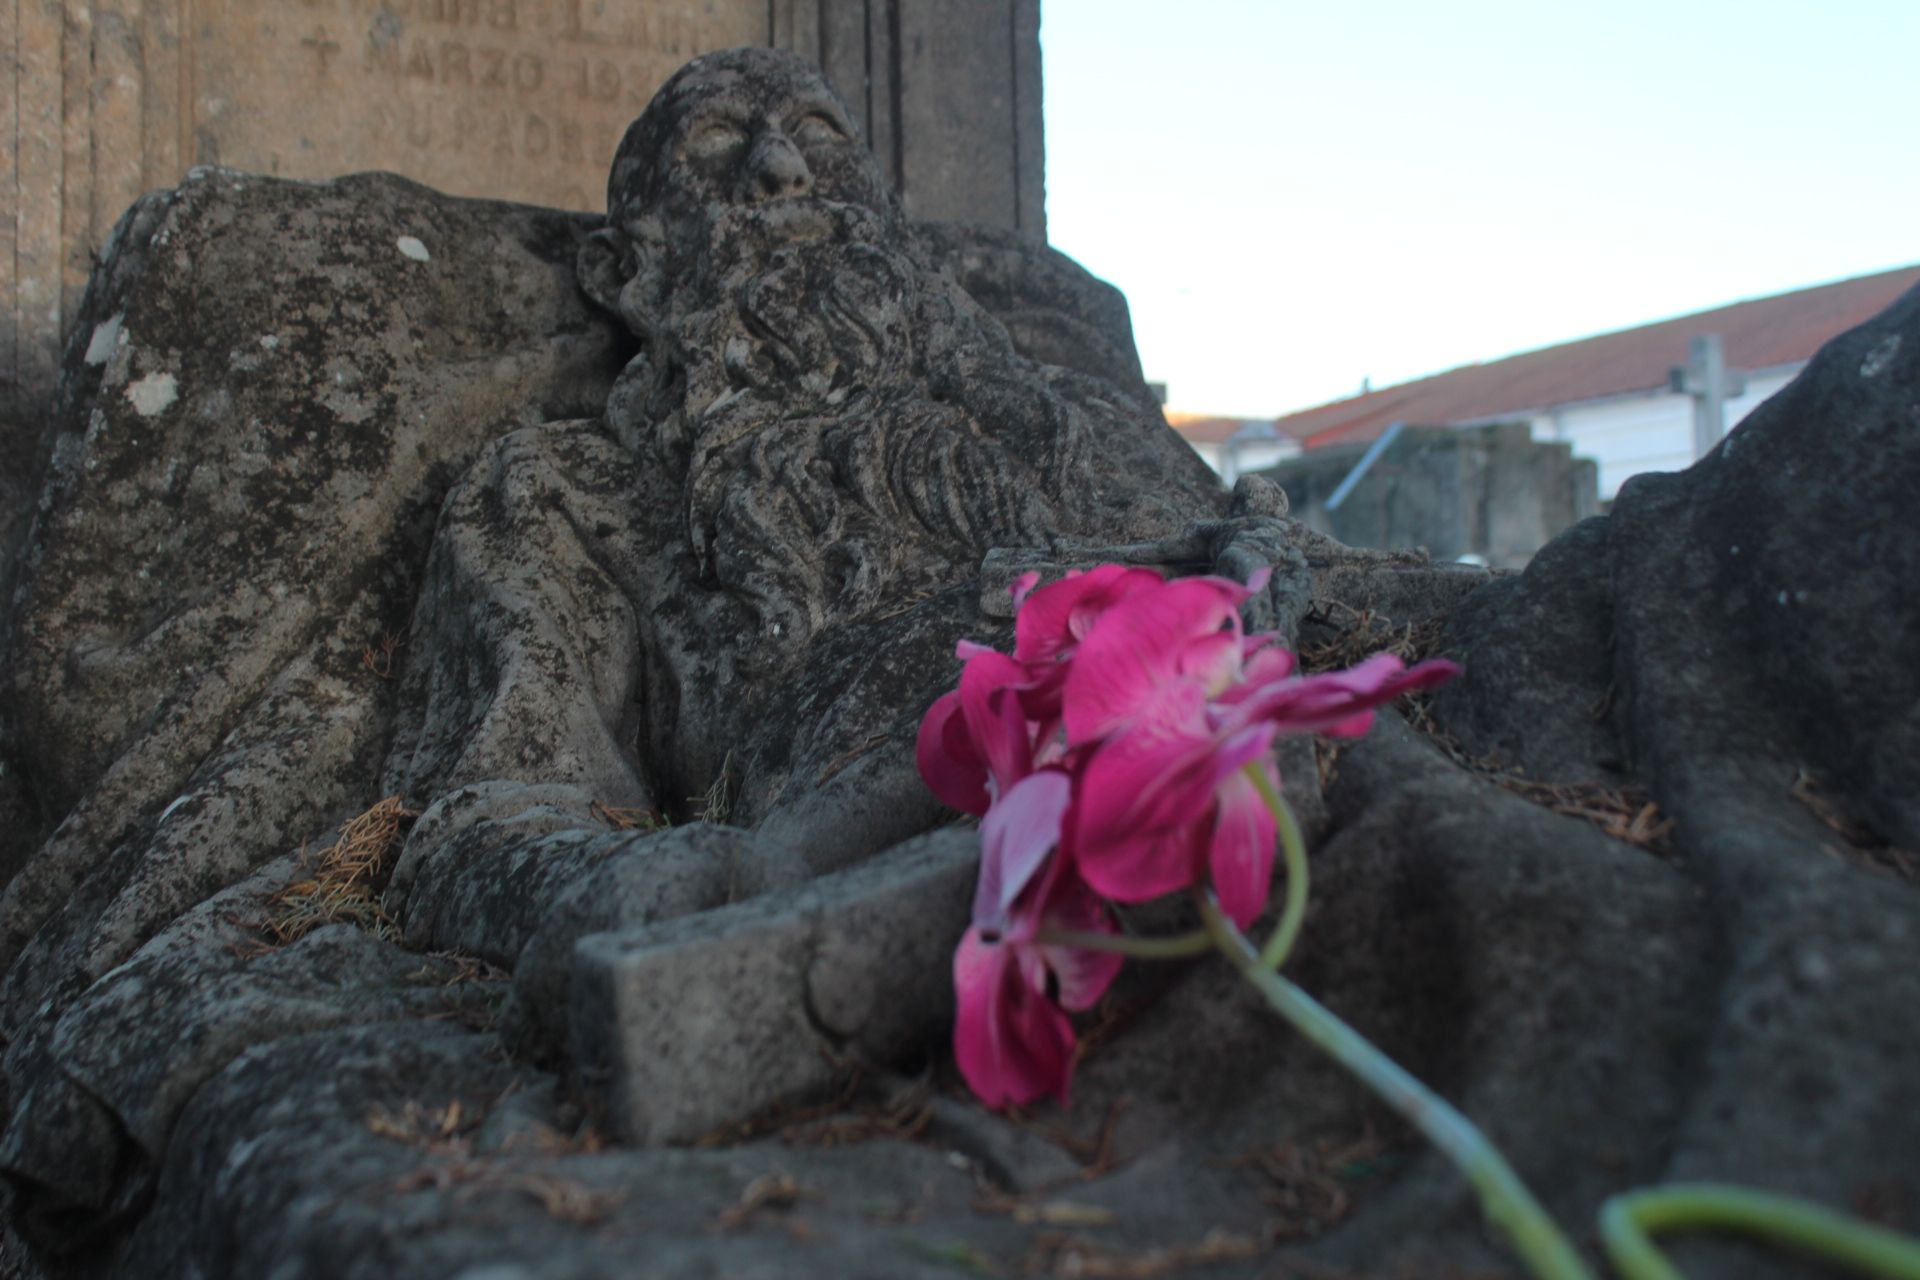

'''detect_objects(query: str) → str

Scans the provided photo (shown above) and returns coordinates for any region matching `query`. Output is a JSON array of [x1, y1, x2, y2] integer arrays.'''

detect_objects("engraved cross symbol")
[[302, 28, 341, 76]]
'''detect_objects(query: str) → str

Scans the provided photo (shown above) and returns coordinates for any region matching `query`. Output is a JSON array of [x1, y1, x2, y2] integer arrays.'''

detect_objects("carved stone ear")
[[577, 227, 630, 315]]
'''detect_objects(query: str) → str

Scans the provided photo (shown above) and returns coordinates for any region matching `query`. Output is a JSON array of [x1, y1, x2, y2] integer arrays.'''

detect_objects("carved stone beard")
[[605, 198, 1057, 655]]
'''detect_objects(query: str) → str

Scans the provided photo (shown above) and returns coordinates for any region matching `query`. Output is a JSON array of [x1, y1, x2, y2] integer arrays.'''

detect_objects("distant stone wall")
[[1258, 422, 1600, 569], [0, 0, 1043, 546]]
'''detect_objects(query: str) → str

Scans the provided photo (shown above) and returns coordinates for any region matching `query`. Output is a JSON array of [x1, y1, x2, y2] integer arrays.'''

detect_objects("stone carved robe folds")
[[0, 47, 1916, 1280]]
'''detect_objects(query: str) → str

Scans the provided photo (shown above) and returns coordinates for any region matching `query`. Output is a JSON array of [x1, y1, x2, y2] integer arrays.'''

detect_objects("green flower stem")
[[1196, 892, 1596, 1280], [1244, 764, 1310, 972], [1032, 926, 1214, 959], [1600, 1185, 1920, 1280]]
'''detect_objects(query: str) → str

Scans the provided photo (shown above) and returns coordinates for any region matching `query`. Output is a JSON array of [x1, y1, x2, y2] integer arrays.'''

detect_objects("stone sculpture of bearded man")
[[576, 48, 1219, 668]]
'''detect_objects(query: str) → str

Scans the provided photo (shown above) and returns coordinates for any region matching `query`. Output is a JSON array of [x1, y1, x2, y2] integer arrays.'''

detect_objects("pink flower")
[[916, 647, 1049, 817], [1063, 577, 1459, 926], [951, 772, 1124, 1107], [918, 562, 1462, 1108], [917, 566, 1166, 816], [1006, 565, 1166, 719]]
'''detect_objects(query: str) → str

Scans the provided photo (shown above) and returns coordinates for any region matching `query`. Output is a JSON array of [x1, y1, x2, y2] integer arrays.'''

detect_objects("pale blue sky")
[[1040, 0, 1920, 417]]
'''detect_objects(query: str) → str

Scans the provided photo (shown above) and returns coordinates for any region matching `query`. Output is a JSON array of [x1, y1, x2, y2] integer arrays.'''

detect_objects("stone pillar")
[[1, 0, 1046, 534], [770, 0, 1044, 236]]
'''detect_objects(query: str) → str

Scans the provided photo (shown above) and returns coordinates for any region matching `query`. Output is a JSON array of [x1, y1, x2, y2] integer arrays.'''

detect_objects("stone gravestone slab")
[[1, 0, 1043, 545]]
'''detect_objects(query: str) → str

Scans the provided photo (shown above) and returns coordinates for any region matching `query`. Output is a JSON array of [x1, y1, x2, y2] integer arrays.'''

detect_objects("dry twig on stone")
[[360, 629, 403, 680], [1001, 1099, 1130, 1178], [1402, 696, 1675, 859], [1795, 770, 1920, 884], [235, 796, 418, 953], [1021, 1227, 1261, 1278], [408, 951, 511, 988], [366, 1098, 479, 1155], [1297, 601, 1444, 675], [783, 1079, 935, 1149], [589, 800, 666, 833], [711, 1172, 821, 1233], [1219, 1123, 1396, 1243], [818, 733, 892, 784], [691, 1054, 868, 1147], [695, 752, 736, 824], [390, 1159, 621, 1225]]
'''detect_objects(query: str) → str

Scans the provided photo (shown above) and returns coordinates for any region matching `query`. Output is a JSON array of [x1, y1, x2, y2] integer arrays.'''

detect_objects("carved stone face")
[[606, 48, 896, 238]]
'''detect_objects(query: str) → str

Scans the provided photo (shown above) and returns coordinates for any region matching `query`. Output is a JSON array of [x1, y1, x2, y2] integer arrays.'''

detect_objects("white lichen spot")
[[1860, 333, 1901, 379], [259, 334, 280, 350], [84, 313, 124, 365], [322, 390, 375, 425], [126, 371, 179, 418], [1729, 545, 1739, 556], [397, 235, 432, 262], [1777, 590, 1789, 605]]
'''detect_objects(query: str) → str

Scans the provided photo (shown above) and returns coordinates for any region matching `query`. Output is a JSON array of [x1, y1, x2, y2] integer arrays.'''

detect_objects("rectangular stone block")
[[568, 828, 976, 1145]]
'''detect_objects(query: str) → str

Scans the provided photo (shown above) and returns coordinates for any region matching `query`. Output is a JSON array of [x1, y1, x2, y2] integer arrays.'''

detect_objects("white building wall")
[[1535, 365, 1802, 499], [1188, 441, 1227, 473]]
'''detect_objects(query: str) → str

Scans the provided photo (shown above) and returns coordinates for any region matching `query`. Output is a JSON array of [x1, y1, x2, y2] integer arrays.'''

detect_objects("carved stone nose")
[[745, 131, 813, 201]]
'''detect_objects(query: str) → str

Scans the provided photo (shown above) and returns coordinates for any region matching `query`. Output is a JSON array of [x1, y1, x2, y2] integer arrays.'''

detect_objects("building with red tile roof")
[[1173, 265, 1919, 497]]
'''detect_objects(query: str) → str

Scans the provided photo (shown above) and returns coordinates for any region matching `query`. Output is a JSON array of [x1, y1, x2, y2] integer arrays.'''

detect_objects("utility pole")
[[1670, 333, 1748, 459]]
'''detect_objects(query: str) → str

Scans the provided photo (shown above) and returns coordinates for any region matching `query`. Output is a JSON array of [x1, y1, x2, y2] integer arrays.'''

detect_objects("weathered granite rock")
[[0, 45, 1915, 1280]]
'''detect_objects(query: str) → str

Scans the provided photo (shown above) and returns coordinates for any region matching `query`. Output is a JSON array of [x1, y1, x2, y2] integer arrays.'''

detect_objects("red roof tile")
[[1276, 264, 1920, 450]]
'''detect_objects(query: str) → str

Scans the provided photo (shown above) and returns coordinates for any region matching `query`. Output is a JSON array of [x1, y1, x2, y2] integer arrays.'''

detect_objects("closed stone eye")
[[682, 118, 749, 162], [790, 112, 848, 147]]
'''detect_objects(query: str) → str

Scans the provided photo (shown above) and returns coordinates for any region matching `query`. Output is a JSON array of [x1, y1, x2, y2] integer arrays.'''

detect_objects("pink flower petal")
[[953, 929, 1077, 1107], [1072, 699, 1216, 841], [974, 771, 1072, 929], [1062, 578, 1248, 744], [1012, 662, 1071, 725], [1236, 655, 1462, 736], [1073, 718, 1278, 904], [1176, 630, 1244, 691], [1078, 718, 1275, 846], [1036, 874, 1125, 1012], [916, 690, 989, 815], [1238, 643, 1297, 685], [1208, 766, 1278, 928], [1075, 821, 1207, 905], [959, 649, 1038, 796], [1014, 565, 1164, 665]]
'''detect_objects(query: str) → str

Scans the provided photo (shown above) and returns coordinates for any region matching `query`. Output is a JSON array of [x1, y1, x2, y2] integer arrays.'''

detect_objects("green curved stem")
[[1196, 892, 1595, 1280], [1244, 764, 1309, 972], [1601, 1185, 1920, 1280], [1033, 926, 1214, 959]]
